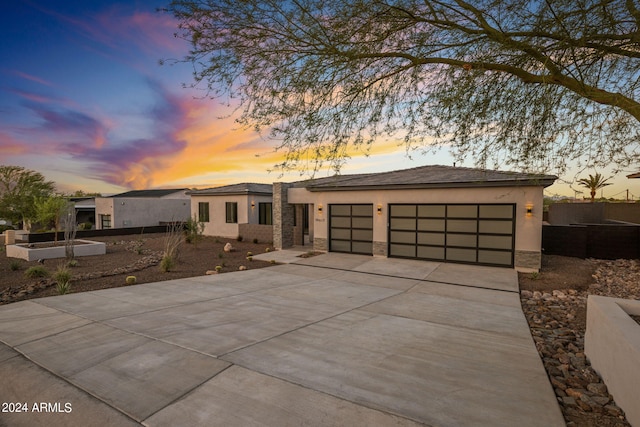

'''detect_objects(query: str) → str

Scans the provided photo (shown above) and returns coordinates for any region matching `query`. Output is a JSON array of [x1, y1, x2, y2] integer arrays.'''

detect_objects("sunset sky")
[[2, 1, 639, 200]]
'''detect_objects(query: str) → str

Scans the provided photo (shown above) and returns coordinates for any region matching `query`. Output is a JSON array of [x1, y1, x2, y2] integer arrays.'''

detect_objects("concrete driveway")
[[0, 253, 564, 427]]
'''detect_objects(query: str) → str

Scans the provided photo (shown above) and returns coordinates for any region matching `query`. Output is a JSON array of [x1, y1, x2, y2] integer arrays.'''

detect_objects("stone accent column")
[[273, 182, 294, 249]]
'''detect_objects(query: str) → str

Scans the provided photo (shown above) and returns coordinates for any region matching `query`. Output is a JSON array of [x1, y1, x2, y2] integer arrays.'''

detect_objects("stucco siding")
[[288, 185, 544, 269], [191, 194, 273, 238]]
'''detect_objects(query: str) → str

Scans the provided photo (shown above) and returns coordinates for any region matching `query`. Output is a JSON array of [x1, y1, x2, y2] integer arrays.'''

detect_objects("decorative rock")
[[205, 270, 217, 275], [238, 265, 247, 271], [223, 243, 234, 252], [591, 396, 610, 406], [605, 404, 624, 417], [562, 396, 577, 407], [587, 382, 608, 395], [566, 388, 587, 399]]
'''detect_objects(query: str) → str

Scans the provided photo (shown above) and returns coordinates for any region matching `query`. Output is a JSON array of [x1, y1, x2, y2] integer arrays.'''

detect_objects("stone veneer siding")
[[373, 241, 387, 256], [515, 250, 541, 271], [238, 223, 273, 244], [313, 237, 328, 252], [273, 182, 294, 249]]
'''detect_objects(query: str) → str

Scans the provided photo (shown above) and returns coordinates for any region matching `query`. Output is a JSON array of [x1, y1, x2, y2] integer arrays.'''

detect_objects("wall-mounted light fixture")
[[251, 200, 255, 209], [318, 204, 323, 214], [377, 204, 382, 215], [525, 203, 533, 217]]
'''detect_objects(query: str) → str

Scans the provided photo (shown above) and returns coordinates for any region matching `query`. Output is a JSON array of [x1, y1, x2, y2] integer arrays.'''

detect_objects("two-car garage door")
[[328, 203, 515, 267], [388, 204, 515, 267]]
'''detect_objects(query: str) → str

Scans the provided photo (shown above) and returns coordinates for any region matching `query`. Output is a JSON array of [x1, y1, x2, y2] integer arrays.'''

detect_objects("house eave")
[[305, 179, 557, 192]]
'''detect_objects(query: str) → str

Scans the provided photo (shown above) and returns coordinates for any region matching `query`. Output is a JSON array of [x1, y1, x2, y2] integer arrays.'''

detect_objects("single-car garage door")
[[329, 204, 373, 255], [389, 204, 515, 267]]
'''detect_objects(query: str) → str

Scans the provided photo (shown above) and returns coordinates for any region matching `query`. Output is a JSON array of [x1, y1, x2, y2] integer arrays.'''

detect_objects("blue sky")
[[1, 1, 638, 199]]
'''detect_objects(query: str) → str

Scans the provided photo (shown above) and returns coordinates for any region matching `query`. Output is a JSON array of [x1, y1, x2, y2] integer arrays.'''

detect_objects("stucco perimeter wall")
[[585, 296, 640, 426], [191, 194, 273, 239], [95, 197, 190, 229], [288, 185, 545, 270]]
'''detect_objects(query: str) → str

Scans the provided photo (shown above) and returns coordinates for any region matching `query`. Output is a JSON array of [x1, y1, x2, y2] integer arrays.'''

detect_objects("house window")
[[259, 203, 273, 225], [226, 202, 238, 223], [101, 214, 111, 229], [198, 202, 210, 222]]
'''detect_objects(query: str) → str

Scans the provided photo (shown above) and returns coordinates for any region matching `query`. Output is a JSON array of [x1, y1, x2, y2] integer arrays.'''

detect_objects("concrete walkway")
[[0, 254, 564, 427]]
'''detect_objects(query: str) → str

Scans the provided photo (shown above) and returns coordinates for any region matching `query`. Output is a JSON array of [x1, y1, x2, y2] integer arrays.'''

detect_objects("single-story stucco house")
[[95, 189, 190, 230], [190, 165, 556, 271], [188, 183, 275, 243]]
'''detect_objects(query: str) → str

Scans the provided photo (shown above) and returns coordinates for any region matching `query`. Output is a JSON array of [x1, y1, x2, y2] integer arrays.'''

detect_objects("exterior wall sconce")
[[377, 204, 382, 215], [318, 204, 323, 214], [251, 200, 255, 209], [525, 204, 533, 217]]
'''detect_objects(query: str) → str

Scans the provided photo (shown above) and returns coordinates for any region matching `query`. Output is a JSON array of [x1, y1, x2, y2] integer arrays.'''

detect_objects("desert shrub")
[[9, 260, 22, 271], [53, 265, 72, 295], [67, 259, 79, 267], [215, 265, 222, 272], [247, 251, 253, 257], [218, 252, 224, 258], [184, 215, 205, 246], [160, 255, 175, 272], [253, 238, 258, 244], [54, 265, 72, 284], [79, 222, 93, 230], [236, 235, 243, 242], [125, 276, 137, 285], [25, 266, 49, 278]]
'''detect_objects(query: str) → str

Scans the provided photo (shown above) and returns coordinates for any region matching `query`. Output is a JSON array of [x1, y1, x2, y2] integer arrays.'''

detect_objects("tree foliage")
[[578, 172, 612, 201], [167, 0, 640, 175], [35, 195, 70, 242], [0, 165, 55, 228]]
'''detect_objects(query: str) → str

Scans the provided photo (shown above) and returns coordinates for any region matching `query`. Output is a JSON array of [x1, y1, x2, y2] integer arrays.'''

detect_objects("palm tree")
[[578, 173, 612, 202]]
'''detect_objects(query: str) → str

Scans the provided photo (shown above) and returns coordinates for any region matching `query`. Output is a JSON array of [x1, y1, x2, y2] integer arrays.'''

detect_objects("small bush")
[[160, 255, 175, 272], [236, 235, 243, 242], [25, 266, 49, 278], [218, 252, 224, 258], [265, 247, 270, 252], [247, 256, 253, 261], [53, 265, 72, 295], [270, 260, 277, 264], [247, 251, 253, 257], [253, 238, 258, 244], [125, 276, 137, 285], [67, 259, 79, 268], [54, 265, 72, 284], [9, 260, 22, 271], [215, 265, 222, 272]]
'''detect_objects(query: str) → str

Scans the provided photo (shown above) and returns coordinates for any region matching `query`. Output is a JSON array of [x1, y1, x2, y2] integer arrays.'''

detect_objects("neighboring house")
[[188, 183, 273, 242], [71, 197, 96, 228], [273, 165, 556, 272], [95, 189, 190, 230]]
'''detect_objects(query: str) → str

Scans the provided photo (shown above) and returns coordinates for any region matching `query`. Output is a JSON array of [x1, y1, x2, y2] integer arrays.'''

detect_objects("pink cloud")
[[12, 71, 55, 87], [0, 132, 28, 155]]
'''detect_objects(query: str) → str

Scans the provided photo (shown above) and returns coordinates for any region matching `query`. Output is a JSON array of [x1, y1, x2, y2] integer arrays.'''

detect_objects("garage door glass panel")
[[447, 248, 476, 262], [353, 217, 373, 229], [391, 218, 416, 230], [352, 229, 373, 241], [479, 235, 513, 249], [352, 241, 373, 254], [478, 250, 512, 265], [479, 220, 512, 234], [447, 220, 477, 233], [331, 217, 351, 228], [418, 205, 445, 217], [390, 231, 416, 244], [480, 205, 514, 218], [352, 205, 373, 216], [417, 232, 445, 245], [448, 205, 477, 217], [418, 219, 445, 231], [331, 205, 351, 216], [390, 205, 416, 216], [331, 228, 351, 240], [447, 234, 477, 247], [390, 244, 416, 257], [331, 240, 351, 252], [417, 246, 444, 259]]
